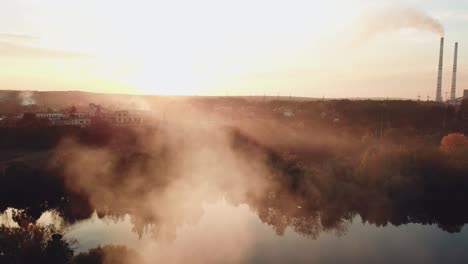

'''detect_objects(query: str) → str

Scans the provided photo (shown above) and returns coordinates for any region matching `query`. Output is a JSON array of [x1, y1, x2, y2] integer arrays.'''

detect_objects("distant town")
[[0, 103, 153, 128], [0, 89, 468, 131]]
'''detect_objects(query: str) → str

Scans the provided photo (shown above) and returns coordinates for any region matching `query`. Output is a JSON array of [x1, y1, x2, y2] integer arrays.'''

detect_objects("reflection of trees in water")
[[2, 128, 468, 243], [0, 210, 74, 264], [254, 206, 348, 239], [0, 213, 141, 264]]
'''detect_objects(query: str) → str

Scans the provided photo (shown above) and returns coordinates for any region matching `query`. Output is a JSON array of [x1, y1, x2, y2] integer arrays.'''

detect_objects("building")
[[70, 112, 89, 118], [60, 118, 91, 127], [113, 110, 143, 125], [36, 112, 64, 120]]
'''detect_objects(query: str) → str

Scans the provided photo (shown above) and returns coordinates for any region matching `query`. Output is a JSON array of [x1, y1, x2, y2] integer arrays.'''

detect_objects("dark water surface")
[[27, 201, 465, 264]]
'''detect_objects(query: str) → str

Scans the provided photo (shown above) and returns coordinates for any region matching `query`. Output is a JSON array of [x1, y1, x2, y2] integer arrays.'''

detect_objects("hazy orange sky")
[[1, 0, 468, 99]]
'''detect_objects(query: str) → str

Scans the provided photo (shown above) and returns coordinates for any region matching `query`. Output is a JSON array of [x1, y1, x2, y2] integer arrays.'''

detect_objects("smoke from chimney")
[[436, 37, 444, 102], [355, 6, 445, 41], [450, 42, 458, 101]]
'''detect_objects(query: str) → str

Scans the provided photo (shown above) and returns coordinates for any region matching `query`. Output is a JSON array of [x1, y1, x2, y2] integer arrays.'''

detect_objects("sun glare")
[[72, 0, 360, 96]]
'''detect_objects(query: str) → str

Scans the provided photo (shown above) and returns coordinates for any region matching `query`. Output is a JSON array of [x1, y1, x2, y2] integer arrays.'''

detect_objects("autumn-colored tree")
[[440, 133, 468, 156]]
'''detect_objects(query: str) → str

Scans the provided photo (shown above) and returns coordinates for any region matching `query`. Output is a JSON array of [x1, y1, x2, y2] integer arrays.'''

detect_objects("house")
[[113, 110, 143, 125], [36, 112, 64, 120], [61, 118, 91, 127], [70, 112, 89, 118]]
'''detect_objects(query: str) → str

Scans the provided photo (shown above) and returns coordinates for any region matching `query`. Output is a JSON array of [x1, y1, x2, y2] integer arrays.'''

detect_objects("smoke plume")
[[355, 6, 445, 41], [48, 107, 282, 263], [18, 91, 36, 106]]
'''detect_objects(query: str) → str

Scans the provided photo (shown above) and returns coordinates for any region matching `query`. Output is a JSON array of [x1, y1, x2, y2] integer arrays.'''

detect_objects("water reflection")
[[5, 200, 467, 264], [2, 145, 468, 240]]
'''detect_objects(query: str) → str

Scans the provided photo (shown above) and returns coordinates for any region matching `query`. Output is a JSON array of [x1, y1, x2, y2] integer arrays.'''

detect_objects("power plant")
[[435, 38, 465, 104]]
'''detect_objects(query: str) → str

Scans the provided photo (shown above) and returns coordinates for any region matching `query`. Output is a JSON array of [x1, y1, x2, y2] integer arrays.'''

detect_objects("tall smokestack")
[[450, 42, 458, 101], [436, 37, 444, 102]]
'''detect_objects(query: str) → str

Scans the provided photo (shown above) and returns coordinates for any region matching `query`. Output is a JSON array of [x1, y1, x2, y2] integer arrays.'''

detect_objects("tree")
[[69, 105, 77, 114], [0, 222, 73, 264], [440, 133, 468, 157]]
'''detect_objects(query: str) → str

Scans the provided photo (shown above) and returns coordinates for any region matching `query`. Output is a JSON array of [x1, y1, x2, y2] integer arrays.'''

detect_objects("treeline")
[[0, 124, 157, 150], [278, 99, 467, 134]]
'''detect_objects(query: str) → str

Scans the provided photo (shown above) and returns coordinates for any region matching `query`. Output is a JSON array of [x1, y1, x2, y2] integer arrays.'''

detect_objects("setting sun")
[[2, 0, 368, 96], [78, 0, 361, 96]]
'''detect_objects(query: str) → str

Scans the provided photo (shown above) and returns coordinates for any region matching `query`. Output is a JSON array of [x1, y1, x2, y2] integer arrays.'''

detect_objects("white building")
[[63, 118, 91, 127], [36, 112, 64, 120], [113, 110, 143, 125]]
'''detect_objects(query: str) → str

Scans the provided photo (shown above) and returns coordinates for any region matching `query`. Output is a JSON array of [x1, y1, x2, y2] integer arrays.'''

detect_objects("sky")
[[1, 0, 468, 99]]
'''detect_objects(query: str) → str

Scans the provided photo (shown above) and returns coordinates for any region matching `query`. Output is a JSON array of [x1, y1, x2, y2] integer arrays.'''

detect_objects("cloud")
[[0, 32, 92, 59], [0, 33, 38, 44]]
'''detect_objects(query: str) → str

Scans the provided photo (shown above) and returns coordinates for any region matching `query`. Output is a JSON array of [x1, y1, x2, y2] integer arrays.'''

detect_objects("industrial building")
[[435, 37, 466, 105]]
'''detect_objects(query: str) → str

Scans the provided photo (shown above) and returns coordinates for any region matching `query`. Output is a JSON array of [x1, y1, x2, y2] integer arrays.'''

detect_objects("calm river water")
[[21, 200, 465, 263]]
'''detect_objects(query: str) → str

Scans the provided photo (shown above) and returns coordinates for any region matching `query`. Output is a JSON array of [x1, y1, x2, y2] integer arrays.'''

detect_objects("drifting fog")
[[43, 99, 368, 263], [49, 108, 284, 263]]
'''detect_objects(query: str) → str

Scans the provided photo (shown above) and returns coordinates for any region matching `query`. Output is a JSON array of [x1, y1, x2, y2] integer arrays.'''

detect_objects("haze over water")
[[11, 201, 467, 264]]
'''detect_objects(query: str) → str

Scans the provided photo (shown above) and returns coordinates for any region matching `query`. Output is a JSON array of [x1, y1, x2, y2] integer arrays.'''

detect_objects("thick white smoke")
[[355, 6, 444, 41]]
